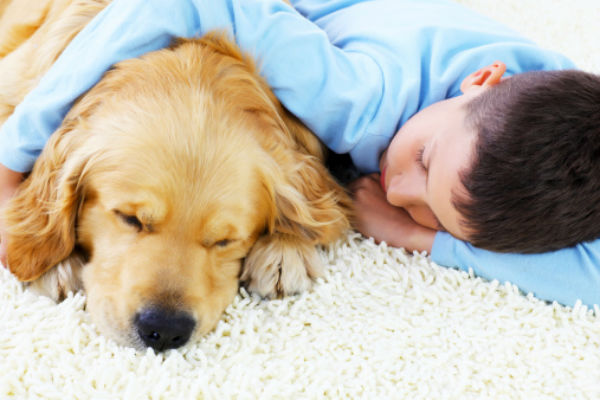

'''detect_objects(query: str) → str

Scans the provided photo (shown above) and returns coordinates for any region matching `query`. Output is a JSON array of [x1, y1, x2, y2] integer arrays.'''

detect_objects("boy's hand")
[[0, 163, 24, 267], [349, 174, 436, 253]]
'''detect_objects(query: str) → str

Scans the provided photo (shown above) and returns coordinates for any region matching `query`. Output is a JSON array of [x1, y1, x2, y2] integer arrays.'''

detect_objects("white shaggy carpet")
[[2, 1, 600, 399]]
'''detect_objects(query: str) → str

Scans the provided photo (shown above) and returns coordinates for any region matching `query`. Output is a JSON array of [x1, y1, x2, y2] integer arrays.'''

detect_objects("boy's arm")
[[0, 0, 387, 173], [0, 0, 202, 173], [0, 163, 24, 266], [432, 232, 600, 308], [350, 173, 436, 252], [350, 174, 600, 308]]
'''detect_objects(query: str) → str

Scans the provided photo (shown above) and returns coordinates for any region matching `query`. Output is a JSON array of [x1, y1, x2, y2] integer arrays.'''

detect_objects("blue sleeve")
[[431, 232, 600, 308], [0, 0, 385, 173]]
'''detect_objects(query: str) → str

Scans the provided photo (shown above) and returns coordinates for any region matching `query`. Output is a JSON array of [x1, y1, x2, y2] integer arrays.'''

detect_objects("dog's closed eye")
[[215, 239, 231, 248], [202, 238, 236, 249], [114, 210, 144, 232]]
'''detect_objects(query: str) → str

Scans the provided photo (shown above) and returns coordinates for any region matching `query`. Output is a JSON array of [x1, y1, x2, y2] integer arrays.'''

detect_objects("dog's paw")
[[241, 235, 323, 298], [26, 255, 85, 302]]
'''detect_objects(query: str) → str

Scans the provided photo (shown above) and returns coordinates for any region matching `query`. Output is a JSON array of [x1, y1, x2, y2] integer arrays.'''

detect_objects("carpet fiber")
[[1, 1, 600, 398]]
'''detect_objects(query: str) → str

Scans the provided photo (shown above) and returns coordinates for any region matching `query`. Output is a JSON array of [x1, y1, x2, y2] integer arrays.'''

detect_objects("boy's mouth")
[[380, 166, 387, 192]]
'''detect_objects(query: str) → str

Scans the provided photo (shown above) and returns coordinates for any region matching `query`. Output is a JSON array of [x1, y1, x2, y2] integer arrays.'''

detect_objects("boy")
[[1, 0, 599, 306]]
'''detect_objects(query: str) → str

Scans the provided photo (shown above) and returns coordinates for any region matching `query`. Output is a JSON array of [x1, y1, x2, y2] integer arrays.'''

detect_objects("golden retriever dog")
[[0, 0, 352, 351]]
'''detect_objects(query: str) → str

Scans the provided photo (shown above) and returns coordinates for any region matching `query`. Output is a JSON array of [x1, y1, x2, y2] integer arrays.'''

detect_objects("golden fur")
[[0, 0, 351, 349]]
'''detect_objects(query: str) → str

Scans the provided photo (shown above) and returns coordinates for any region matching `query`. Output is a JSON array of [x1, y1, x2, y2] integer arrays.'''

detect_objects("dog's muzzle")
[[134, 307, 196, 351]]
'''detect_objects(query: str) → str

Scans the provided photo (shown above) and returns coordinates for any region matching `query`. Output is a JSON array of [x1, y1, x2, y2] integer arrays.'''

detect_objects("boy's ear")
[[460, 61, 507, 93]]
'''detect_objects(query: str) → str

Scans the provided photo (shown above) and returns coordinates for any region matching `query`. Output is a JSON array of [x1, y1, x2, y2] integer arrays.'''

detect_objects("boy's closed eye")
[[379, 92, 478, 242], [416, 145, 427, 172]]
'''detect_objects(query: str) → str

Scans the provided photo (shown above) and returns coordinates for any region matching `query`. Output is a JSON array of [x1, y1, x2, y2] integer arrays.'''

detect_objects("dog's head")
[[3, 35, 350, 350]]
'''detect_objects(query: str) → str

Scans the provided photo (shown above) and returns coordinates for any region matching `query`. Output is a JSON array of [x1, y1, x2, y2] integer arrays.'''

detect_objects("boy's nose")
[[386, 176, 441, 230], [386, 174, 424, 208]]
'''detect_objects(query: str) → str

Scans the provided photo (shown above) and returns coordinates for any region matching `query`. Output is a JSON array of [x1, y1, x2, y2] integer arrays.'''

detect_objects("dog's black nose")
[[134, 308, 196, 351]]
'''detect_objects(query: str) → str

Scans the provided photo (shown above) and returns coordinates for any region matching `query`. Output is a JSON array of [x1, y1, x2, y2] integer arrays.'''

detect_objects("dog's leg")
[[240, 151, 351, 298], [242, 234, 323, 298], [26, 253, 85, 302]]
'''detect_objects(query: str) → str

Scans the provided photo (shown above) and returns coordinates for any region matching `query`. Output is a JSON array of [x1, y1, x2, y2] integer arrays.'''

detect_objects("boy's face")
[[379, 62, 506, 240]]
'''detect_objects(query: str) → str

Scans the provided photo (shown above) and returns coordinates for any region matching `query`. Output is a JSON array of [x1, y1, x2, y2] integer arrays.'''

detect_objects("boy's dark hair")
[[456, 69, 600, 253]]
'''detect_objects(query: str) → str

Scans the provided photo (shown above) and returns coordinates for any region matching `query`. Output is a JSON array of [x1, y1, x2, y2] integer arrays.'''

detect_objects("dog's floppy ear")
[[3, 123, 89, 281], [199, 32, 352, 243], [2, 51, 124, 282], [265, 149, 353, 245]]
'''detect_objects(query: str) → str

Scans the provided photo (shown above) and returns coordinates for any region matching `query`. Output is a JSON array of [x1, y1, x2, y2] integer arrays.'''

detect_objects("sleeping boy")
[[1, 0, 600, 306]]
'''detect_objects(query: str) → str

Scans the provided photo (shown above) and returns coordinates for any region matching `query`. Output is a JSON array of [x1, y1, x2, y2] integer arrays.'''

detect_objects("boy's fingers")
[[0, 233, 7, 268], [348, 173, 381, 193], [0, 198, 13, 269]]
